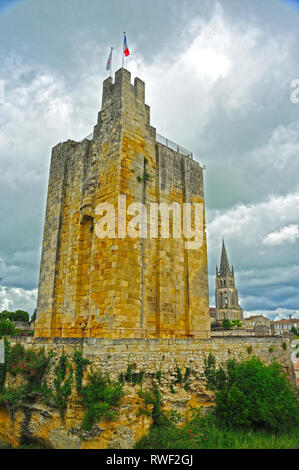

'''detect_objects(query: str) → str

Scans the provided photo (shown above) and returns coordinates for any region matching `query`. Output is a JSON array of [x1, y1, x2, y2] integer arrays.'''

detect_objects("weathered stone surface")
[[0, 335, 294, 449], [34, 67, 210, 340]]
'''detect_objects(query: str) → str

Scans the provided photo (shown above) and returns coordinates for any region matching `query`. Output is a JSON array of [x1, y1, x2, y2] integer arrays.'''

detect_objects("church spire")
[[220, 239, 230, 275]]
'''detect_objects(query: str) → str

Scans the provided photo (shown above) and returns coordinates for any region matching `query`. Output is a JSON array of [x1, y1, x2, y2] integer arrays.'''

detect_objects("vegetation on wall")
[[80, 371, 124, 431], [203, 352, 227, 391], [119, 363, 145, 386], [137, 157, 151, 183], [73, 349, 91, 395], [0, 342, 126, 432], [203, 353, 299, 432], [0, 337, 10, 392], [136, 354, 299, 449], [54, 351, 73, 419], [0, 341, 298, 449], [0, 341, 53, 417]]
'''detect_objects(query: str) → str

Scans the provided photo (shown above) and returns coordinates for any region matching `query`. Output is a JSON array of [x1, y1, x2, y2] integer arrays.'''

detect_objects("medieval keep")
[[34, 68, 210, 339], [215, 240, 243, 322]]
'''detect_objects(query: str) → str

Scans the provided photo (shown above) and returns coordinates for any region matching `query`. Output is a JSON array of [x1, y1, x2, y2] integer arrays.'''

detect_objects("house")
[[271, 316, 299, 336], [242, 315, 271, 335]]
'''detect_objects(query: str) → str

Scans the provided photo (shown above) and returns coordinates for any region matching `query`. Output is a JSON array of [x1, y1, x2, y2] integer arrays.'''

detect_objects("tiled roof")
[[272, 318, 299, 324], [244, 315, 269, 321]]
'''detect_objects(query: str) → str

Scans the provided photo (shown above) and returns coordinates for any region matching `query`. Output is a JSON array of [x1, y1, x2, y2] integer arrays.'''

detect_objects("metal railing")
[[79, 131, 194, 160], [80, 132, 93, 142], [156, 133, 193, 159]]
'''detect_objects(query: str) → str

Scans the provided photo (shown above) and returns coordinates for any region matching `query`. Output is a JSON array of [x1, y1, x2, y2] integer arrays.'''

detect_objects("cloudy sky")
[[0, 0, 298, 321]]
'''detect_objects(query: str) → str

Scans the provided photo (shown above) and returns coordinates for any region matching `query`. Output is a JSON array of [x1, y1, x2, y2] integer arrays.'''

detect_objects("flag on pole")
[[123, 33, 130, 57], [106, 47, 113, 71]]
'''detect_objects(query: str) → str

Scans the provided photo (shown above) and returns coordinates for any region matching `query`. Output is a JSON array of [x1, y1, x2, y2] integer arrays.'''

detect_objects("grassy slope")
[[135, 415, 299, 450]]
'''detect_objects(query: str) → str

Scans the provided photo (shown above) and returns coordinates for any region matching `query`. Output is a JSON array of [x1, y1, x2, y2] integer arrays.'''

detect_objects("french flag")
[[123, 34, 130, 57]]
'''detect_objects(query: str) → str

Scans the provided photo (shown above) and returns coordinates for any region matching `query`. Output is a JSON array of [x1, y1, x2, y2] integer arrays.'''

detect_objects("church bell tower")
[[215, 240, 243, 322]]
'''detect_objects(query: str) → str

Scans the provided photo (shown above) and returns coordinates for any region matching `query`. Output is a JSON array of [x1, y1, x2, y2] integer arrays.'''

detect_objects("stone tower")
[[34, 68, 210, 339], [215, 240, 243, 321]]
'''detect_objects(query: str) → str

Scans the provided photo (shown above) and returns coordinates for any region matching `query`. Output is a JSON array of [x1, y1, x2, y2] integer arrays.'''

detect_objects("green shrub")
[[73, 349, 91, 395], [214, 356, 299, 432], [54, 352, 73, 419], [135, 408, 299, 449], [81, 371, 124, 430], [0, 342, 53, 415], [138, 383, 167, 426], [119, 363, 145, 386], [0, 364, 5, 392], [231, 319, 242, 328], [138, 388, 156, 405], [222, 319, 232, 330], [174, 363, 183, 384], [0, 318, 16, 336], [155, 370, 162, 383], [203, 352, 227, 391], [247, 346, 253, 354], [0, 338, 10, 392], [0, 385, 28, 416], [7, 343, 51, 387]]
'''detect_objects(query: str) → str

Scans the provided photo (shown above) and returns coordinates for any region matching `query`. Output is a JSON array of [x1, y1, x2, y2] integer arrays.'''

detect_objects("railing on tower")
[[81, 132, 93, 142], [80, 131, 194, 159], [156, 133, 193, 159]]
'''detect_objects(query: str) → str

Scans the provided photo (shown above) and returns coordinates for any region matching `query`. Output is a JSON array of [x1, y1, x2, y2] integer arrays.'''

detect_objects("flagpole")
[[110, 46, 113, 77], [122, 32, 125, 68]]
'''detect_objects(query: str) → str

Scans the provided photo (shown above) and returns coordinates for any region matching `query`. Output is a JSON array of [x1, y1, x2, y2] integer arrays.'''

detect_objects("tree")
[[204, 355, 299, 432], [222, 319, 232, 330], [0, 318, 16, 336], [0, 310, 13, 320], [9, 310, 30, 323], [231, 319, 242, 328], [0, 310, 30, 323], [31, 309, 37, 323]]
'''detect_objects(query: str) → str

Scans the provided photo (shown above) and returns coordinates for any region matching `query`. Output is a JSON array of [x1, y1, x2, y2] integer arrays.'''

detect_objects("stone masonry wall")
[[35, 68, 210, 339], [0, 336, 294, 449]]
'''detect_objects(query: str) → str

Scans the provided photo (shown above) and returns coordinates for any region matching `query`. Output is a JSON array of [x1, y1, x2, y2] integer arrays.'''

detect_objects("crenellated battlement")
[[94, 68, 152, 140], [101, 68, 146, 105]]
